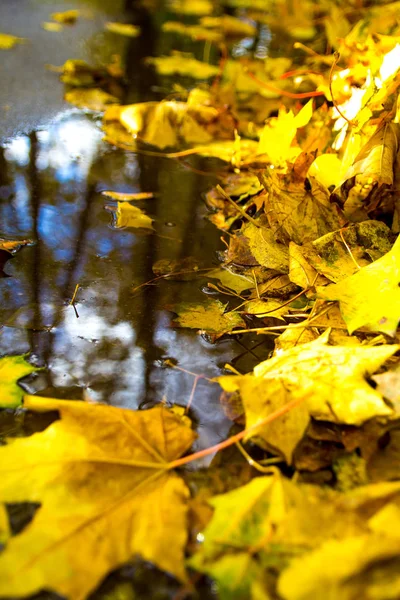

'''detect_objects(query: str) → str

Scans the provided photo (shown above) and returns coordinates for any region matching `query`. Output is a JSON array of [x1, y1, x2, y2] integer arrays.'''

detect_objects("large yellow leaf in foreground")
[[0, 397, 196, 600], [317, 234, 400, 336]]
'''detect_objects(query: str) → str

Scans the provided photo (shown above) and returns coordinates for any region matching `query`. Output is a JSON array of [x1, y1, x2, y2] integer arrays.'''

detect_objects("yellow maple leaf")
[[0, 397, 196, 599], [108, 202, 154, 230], [258, 100, 313, 166], [317, 235, 400, 336], [0, 355, 41, 408], [218, 331, 398, 462], [168, 299, 246, 337]]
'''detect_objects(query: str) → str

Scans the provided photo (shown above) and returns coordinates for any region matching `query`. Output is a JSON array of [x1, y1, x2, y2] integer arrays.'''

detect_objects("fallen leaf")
[[168, 0, 213, 15], [41, 22, 63, 32], [65, 88, 119, 111], [278, 534, 400, 600], [0, 505, 10, 544], [108, 203, 154, 230], [242, 222, 289, 272], [259, 153, 341, 245], [0, 33, 26, 50], [146, 52, 219, 79], [288, 242, 319, 288], [335, 123, 400, 212], [105, 22, 140, 37], [207, 267, 254, 293], [168, 299, 246, 336], [152, 257, 203, 279], [218, 330, 398, 447], [104, 94, 235, 151], [101, 190, 155, 201], [317, 234, 400, 335], [372, 366, 400, 406], [50, 9, 79, 24], [162, 22, 222, 43], [199, 15, 256, 38], [243, 299, 289, 321], [0, 397, 196, 599], [0, 355, 41, 408], [258, 100, 313, 166], [307, 220, 392, 283]]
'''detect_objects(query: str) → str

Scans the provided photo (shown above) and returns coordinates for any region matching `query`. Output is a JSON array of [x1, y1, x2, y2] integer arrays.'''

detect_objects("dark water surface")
[[0, 0, 271, 454]]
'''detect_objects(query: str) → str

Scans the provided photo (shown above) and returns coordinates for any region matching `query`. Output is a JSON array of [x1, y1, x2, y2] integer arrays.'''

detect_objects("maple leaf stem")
[[166, 398, 303, 470], [329, 52, 353, 126], [243, 68, 325, 99]]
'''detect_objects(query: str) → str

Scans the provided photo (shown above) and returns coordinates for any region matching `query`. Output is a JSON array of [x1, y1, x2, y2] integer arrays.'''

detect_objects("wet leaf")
[[0, 355, 41, 408], [207, 268, 254, 293], [152, 257, 203, 279], [317, 235, 400, 335], [0, 505, 10, 544], [259, 153, 341, 245], [50, 10, 79, 24], [0, 33, 26, 50], [105, 22, 140, 37], [168, 299, 246, 336], [199, 15, 256, 38], [0, 397, 196, 599], [108, 203, 154, 230], [168, 0, 213, 15], [258, 101, 313, 166], [101, 190, 155, 201], [162, 22, 222, 43], [243, 222, 289, 272], [278, 534, 400, 600], [41, 22, 63, 32], [65, 88, 119, 111], [104, 93, 235, 151], [243, 299, 289, 321], [146, 52, 219, 79], [219, 331, 398, 438], [373, 366, 400, 406]]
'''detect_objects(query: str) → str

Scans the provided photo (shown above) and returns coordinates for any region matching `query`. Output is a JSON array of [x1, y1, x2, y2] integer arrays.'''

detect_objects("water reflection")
[[0, 110, 273, 450], [0, 0, 273, 454]]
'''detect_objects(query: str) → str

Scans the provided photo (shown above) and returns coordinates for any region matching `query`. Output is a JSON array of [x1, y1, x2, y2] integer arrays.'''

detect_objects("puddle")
[[0, 0, 273, 454]]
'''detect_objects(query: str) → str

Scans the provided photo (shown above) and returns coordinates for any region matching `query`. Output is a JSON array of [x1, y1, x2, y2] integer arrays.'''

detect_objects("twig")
[[216, 184, 260, 228]]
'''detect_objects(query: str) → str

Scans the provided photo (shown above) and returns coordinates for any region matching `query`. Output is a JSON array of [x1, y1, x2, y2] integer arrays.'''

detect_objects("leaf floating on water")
[[0, 33, 26, 50], [65, 88, 119, 111], [162, 22, 222, 43], [41, 22, 63, 32], [108, 202, 154, 230], [146, 52, 219, 79], [153, 257, 204, 279], [105, 22, 141, 37], [167, 299, 246, 336], [199, 15, 257, 38], [50, 9, 79, 24], [167, 0, 213, 15], [0, 398, 196, 599], [101, 190, 155, 201], [104, 91, 235, 150], [0, 355, 41, 408], [207, 267, 254, 294]]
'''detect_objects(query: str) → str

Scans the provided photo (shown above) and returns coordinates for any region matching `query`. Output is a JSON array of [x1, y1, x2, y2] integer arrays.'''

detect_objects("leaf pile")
[[2, 0, 400, 599]]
